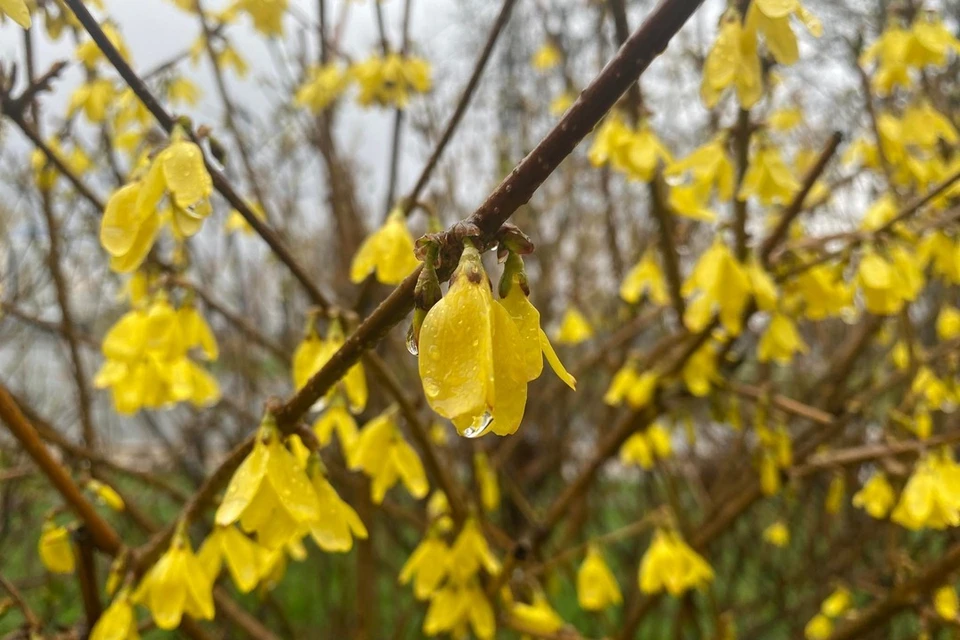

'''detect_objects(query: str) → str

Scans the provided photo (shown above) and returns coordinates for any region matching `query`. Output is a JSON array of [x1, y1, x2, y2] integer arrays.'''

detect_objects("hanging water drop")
[[461, 412, 493, 439], [405, 325, 419, 355]]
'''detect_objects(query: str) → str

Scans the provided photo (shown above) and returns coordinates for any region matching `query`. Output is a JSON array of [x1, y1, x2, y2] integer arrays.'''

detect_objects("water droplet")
[[424, 378, 441, 398], [461, 412, 493, 439], [471, 338, 479, 347], [405, 325, 419, 355]]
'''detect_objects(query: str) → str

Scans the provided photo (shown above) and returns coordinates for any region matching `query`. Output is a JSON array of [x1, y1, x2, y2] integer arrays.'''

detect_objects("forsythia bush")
[[1, 0, 959, 638]]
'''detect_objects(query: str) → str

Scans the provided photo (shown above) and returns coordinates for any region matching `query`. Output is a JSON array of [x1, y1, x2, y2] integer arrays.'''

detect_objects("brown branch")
[[399, 0, 520, 218], [0, 573, 40, 631], [759, 130, 843, 265], [649, 171, 685, 317], [278, 0, 707, 430], [0, 383, 122, 554]]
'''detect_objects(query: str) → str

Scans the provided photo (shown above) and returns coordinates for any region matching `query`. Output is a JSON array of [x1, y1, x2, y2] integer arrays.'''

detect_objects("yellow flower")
[[825, 474, 845, 515], [556, 307, 594, 345], [312, 404, 359, 452], [531, 43, 561, 70], [588, 117, 672, 181], [448, 517, 500, 584], [100, 131, 213, 273], [737, 144, 800, 205], [762, 521, 790, 547], [306, 462, 368, 552], [682, 240, 752, 336], [215, 416, 321, 548], [350, 209, 420, 285], [758, 312, 807, 364], [604, 361, 638, 406], [295, 63, 349, 113], [233, 0, 288, 36], [821, 586, 852, 617], [497, 255, 576, 389], [224, 202, 267, 235], [350, 410, 429, 503], [852, 472, 895, 519], [788, 264, 852, 320], [621, 251, 670, 306], [508, 593, 565, 635], [0, 0, 31, 28], [935, 585, 959, 621], [76, 24, 129, 69], [90, 589, 139, 640], [293, 319, 367, 414], [620, 431, 654, 469], [639, 529, 714, 596], [682, 340, 719, 397], [860, 21, 913, 96], [418, 242, 529, 437], [667, 184, 718, 222], [399, 535, 450, 600], [937, 306, 960, 340], [701, 9, 762, 108], [856, 247, 923, 316], [69, 79, 116, 123], [197, 525, 264, 594], [474, 452, 500, 513], [38, 522, 75, 574], [907, 11, 960, 68], [804, 614, 832, 640], [352, 53, 432, 108], [891, 454, 960, 530], [423, 582, 494, 639], [549, 91, 576, 116], [577, 546, 622, 611], [768, 106, 804, 131], [666, 135, 735, 201], [167, 77, 202, 106], [87, 479, 126, 512], [132, 529, 215, 630], [919, 232, 960, 284], [745, 0, 822, 66], [620, 423, 671, 470]]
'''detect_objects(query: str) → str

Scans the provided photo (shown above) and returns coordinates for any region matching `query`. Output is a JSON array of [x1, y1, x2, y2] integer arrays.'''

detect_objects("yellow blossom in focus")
[[418, 242, 531, 437], [497, 254, 576, 389]]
